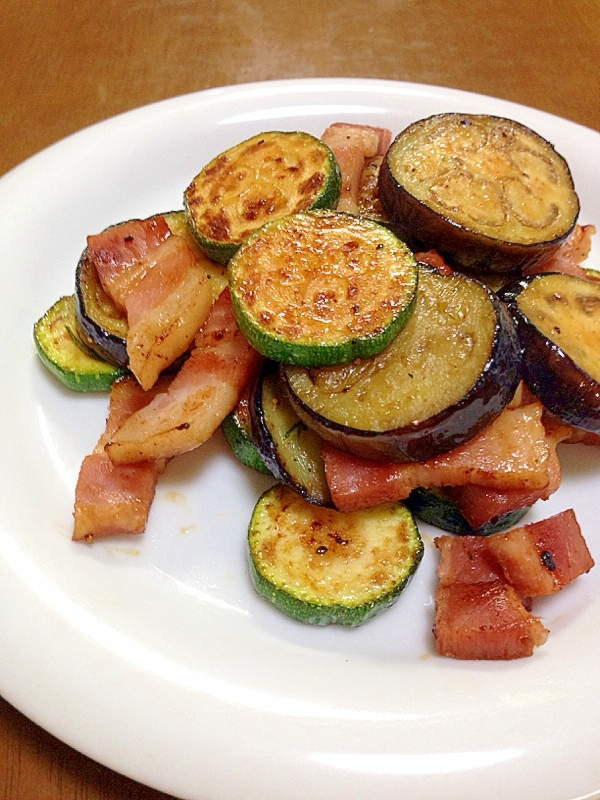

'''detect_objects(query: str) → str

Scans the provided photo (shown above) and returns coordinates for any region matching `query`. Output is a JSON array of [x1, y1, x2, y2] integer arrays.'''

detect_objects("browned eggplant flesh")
[[378, 113, 580, 274], [281, 265, 521, 462], [499, 272, 600, 432], [251, 368, 332, 506]]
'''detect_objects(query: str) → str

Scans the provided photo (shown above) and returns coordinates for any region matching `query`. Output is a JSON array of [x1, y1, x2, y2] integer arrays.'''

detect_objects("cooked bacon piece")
[[434, 581, 549, 660], [125, 236, 213, 390], [435, 535, 506, 587], [414, 250, 454, 275], [105, 289, 263, 464], [321, 123, 392, 214], [525, 224, 596, 277], [447, 428, 562, 530], [323, 403, 551, 512], [73, 376, 169, 541], [87, 216, 171, 308]]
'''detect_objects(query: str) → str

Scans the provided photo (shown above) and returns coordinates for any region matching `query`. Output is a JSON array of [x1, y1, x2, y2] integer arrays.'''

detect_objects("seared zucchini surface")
[[251, 369, 332, 506], [34, 295, 127, 392], [379, 113, 580, 274], [282, 265, 520, 461], [228, 210, 418, 367], [499, 272, 600, 431], [248, 484, 423, 626], [184, 131, 341, 264]]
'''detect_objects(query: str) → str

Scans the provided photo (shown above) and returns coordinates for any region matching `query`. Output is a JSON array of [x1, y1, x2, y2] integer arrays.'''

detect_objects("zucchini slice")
[[228, 210, 418, 367], [499, 271, 600, 432], [282, 265, 521, 462], [34, 295, 127, 392], [248, 484, 423, 626], [406, 487, 529, 536], [250, 368, 332, 505], [221, 383, 271, 474], [184, 131, 341, 264], [379, 113, 580, 274]]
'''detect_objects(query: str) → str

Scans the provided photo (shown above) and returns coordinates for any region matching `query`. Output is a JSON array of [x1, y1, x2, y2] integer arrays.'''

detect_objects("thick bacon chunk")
[[434, 581, 549, 660], [323, 403, 551, 512], [105, 289, 263, 464], [524, 224, 596, 277], [73, 376, 169, 541]]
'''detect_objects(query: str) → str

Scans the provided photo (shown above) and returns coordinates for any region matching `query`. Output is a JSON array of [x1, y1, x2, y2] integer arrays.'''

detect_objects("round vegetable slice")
[[250, 368, 332, 505], [184, 131, 342, 264], [406, 487, 529, 536], [281, 265, 521, 462], [379, 113, 580, 274], [34, 295, 127, 392], [499, 271, 600, 432], [248, 484, 423, 626], [228, 209, 418, 367], [221, 383, 271, 475]]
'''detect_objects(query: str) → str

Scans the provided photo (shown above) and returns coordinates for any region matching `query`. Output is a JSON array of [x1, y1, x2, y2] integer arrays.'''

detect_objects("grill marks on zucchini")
[[34, 295, 126, 391], [228, 210, 418, 367], [248, 484, 423, 626], [282, 266, 520, 462], [184, 131, 342, 264]]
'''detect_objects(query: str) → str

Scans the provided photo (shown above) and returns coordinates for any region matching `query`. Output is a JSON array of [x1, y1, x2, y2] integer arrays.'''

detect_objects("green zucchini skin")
[[184, 131, 342, 265], [221, 386, 271, 475], [34, 295, 127, 392], [406, 487, 529, 536], [228, 209, 418, 368], [250, 368, 332, 506], [281, 266, 521, 463], [248, 484, 423, 626]]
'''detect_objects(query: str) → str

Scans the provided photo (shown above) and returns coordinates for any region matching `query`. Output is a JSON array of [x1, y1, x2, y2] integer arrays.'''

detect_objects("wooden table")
[[2, 0, 599, 797]]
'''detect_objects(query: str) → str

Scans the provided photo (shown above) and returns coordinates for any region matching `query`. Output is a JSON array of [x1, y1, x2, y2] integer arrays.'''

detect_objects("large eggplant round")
[[499, 272, 600, 432], [281, 266, 521, 463], [379, 113, 580, 275]]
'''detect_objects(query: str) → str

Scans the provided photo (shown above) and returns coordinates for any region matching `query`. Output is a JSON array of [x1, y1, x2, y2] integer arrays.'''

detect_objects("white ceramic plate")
[[1, 78, 599, 800]]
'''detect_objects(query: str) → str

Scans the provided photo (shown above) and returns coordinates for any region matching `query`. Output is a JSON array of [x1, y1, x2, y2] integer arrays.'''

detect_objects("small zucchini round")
[[250, 368, 332, 505], [499, 271, 600, 432], [34, 295, 127, 392], [221, 383, 271, 475], [184, 131, 342, 264], [248, 484, 423, 626], [379, 113, 580, 275], [406, 487, 529, 536], [228, 209, 418, 368], [281, 265, 521, 462]]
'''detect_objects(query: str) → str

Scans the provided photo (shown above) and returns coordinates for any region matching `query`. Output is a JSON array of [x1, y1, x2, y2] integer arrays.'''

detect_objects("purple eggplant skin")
[[281, 287, 522, 463], [378, 166, 572, 276], [378, 116, 579, 276], [249, 366, 333, 506], [75, 247, 129, 368], [499, 276, 600, 433]]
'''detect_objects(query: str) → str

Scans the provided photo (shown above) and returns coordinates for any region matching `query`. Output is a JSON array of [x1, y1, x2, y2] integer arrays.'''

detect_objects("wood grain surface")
[[2, 0, 599, 798]]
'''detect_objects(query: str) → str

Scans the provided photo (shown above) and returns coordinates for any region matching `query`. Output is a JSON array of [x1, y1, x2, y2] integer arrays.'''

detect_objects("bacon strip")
[[105, 289, 263, 464], [73, 376, 169, 541], [323, 403, 551, 512]]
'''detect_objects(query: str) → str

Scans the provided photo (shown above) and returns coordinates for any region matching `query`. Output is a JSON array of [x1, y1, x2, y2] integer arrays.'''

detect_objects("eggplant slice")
[[281, 266, 521, 463], [499, 272, 600, 432], [251, 368, 332, 506], [379, 113, 580, 275]]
